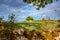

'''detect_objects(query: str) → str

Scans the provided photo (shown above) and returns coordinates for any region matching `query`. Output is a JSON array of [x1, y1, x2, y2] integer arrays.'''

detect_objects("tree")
[[8, 13, 17, 30], [8, 13, 16, 23], [23, 0, 58, 10], [26, 16, 34, 21]]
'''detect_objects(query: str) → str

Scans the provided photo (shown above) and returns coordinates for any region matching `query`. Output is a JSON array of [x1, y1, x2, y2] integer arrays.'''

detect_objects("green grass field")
[[12, 20, 58, 31]]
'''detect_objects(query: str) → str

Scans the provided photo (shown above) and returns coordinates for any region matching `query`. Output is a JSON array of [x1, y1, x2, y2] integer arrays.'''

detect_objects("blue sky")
[[0, 0, 60, 21]]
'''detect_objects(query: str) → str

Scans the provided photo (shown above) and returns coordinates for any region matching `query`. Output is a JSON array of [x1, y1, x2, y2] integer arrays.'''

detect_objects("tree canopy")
[[23, 0, 58, 10], [8, 13, 16, 23], [26, 16, 34, 21]]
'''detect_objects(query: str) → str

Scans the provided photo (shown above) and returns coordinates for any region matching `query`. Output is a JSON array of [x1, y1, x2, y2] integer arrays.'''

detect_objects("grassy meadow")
[[8, 20, 59, 31]]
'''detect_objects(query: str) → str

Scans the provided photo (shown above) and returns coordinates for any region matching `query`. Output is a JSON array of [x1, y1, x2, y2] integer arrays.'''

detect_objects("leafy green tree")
[[26, 16, 34, 21], [8, 13, 15, 23], [23, 0, 58, 10], [8, 13, 17, 30]]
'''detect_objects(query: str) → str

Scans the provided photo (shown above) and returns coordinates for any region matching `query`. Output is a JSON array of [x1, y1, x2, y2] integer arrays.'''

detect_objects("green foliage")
[[26, 16, 34, 21], [8, 13, 15, 23], [23, 0, 58, 10]]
